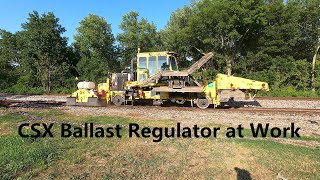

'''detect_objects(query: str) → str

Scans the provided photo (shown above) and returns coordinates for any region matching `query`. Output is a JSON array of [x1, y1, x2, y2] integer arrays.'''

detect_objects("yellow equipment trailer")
[[66, 51, 269, 109]]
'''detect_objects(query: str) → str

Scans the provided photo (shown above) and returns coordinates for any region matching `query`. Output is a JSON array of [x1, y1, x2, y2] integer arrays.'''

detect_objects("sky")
[[0, 0, 190, 44]]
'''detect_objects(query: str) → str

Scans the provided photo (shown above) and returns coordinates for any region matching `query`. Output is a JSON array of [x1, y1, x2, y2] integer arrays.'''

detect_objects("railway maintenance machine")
[[67, 51, 269, 109]]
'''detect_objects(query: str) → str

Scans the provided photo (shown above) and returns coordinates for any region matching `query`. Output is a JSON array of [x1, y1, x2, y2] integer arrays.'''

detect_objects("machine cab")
[[136, 51, 178, 82]]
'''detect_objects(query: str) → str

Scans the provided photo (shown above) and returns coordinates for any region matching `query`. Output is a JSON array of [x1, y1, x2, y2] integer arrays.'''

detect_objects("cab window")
[[158, 56, 168, 70], [148, 56, 157, 75], [138, 57, 147, 69], [139, 74, 146, 81], [169, 56, 177, 70]]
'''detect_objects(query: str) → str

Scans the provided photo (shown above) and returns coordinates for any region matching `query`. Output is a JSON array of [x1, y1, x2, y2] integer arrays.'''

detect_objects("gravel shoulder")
[[0, 94, 67, 102], [1, 94, 320, 136]]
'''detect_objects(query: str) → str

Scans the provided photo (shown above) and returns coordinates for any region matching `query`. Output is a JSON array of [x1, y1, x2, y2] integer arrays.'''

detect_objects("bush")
[[8, 83, 28, 94], [3, 85, 46, 94], [28, 87, 46, 94], [50, 88, 74, 94], [258, 86, 319, 98]]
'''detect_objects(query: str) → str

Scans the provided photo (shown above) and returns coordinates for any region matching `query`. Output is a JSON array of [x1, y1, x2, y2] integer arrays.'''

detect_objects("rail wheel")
[[112, 95, 124, 106], [176, 99, 186, 105], [195, 97, 210, 109]]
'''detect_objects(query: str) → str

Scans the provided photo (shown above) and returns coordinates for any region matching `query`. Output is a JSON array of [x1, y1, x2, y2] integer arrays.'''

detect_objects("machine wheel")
[[112, 95, 124, 106], [153, 99, 163, 106], [176, 99, 186, 105], [195, 97, 210, 109]]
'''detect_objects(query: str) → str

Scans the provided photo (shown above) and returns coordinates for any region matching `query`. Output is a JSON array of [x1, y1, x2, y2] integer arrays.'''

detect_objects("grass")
[[0, 109, 319, 179], [240, 128, 320, 142], [0, 135, 59, 179], [230, 138, 320, 179], [0, 112, 27, 136], [28, 109, 67, 118], [0, 112, 26, 123], [80, 115, 133, 125]]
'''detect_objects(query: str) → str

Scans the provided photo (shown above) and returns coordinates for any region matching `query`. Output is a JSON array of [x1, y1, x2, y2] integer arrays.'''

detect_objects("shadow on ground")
[[234, 167, 252, 180], [221, 100, 262, 108]]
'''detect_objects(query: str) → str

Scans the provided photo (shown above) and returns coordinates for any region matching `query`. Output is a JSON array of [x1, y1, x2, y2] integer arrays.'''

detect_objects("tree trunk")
[[47, 66, 51, 93], [227, 57, 232, 76], [311, 45, 320, 91]]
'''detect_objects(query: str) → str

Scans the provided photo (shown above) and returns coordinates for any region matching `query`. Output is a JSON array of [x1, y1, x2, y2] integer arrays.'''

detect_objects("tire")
[[195, 97, 210, 109], [112, 95, 124, 106]]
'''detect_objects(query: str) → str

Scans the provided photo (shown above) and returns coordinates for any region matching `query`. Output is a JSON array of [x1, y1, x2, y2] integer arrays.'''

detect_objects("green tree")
[[296, 0, 320, 90], [117, 11, 160, 67], [162, 0, 267, 75], [160, 6, 194, 68], [249, 0, 309, 89], [74, 14, 118, 83], [50, 46, 80, 91], [0, 30, 19, 90], [17, 11, 69, 92]]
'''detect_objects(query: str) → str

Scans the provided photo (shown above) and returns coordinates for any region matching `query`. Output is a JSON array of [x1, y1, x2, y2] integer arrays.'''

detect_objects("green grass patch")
[[0, 112, 26, 123], [1, 109, 319, 179], [80, 115, 133, 125], [299, 136, 320, 142], [28, 109, 67, 119], [228, 138, 320, 179], [0, 113, 27, 135], [0, 134, 59, 179], [240, 128, 320, 142], [233, 138, 320, 159]]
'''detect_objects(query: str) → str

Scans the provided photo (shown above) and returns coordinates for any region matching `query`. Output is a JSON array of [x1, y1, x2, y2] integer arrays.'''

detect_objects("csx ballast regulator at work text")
[[67, 50, 269, 109], [19, 122, 300, 142]]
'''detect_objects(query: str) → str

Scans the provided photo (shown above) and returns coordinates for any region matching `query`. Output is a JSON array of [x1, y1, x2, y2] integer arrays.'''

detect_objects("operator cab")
[[136, 51, 178, 82]]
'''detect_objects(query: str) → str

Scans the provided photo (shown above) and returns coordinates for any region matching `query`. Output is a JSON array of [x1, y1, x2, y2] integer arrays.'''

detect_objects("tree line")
[[0, 0, 319, 96]]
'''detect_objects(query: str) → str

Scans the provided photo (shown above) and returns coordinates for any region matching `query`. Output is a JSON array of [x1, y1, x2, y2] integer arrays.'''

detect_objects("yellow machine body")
[[71, 89, 96, 103], [136, 51, 178, 84], [215, 73, 269, 91], [203, 81, 220, 105], [67, 51, 269, 109]]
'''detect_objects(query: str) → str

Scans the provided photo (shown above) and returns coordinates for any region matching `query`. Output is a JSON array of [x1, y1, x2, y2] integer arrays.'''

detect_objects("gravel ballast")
[[2, 94, 320, 109]]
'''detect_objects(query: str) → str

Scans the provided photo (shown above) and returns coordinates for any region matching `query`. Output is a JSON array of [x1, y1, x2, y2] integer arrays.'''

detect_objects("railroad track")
[[2, 93, 320, 101], [1, 96, 320, 115], [215, 107, 320, 114], [119, 105, 320, 114], [255, 97, 320, 101], [0, 99, 65, 108]]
